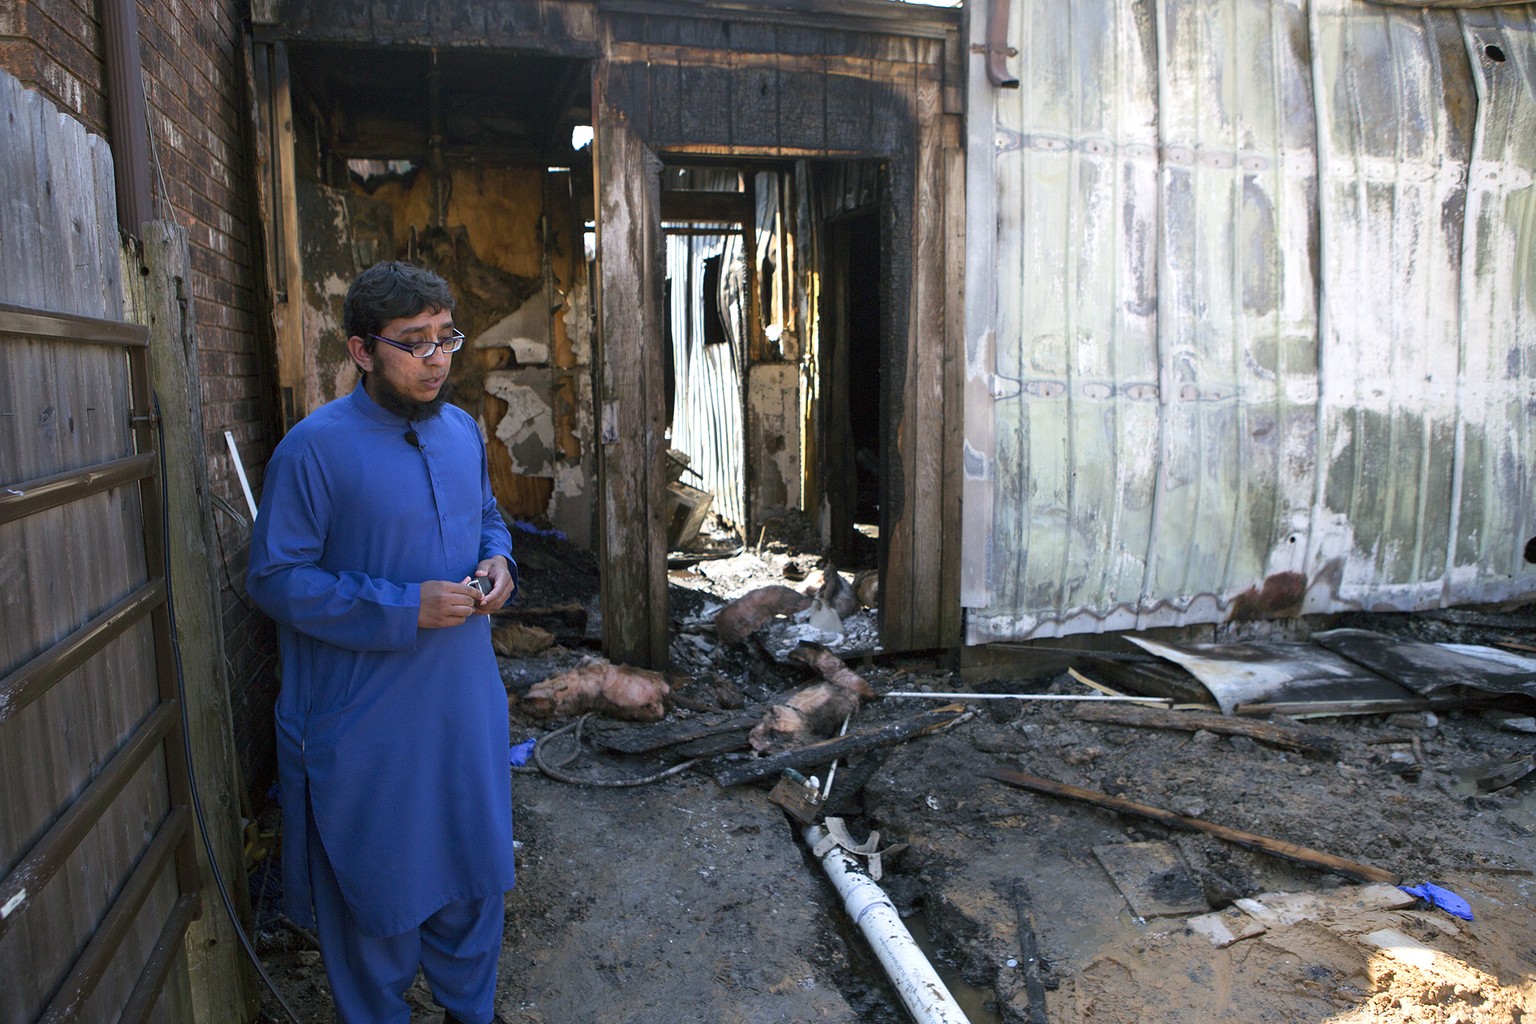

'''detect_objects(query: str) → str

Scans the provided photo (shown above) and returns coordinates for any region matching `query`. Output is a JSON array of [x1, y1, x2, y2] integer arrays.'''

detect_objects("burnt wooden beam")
[[985, 767, 1401, 885], [1071, 702, 1339, 758], [593, 76, 670, 668], [1012, 883, 1049, 1024], [660, 188, 754, 223]]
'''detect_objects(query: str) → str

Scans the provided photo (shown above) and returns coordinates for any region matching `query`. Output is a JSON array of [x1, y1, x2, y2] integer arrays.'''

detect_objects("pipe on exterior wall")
[[803, 823, 971, 1024], [985, 0, 1019, 88], [101, 0, 155, 236]]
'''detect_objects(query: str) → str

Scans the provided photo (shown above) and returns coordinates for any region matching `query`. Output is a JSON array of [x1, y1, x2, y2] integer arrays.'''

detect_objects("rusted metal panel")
[[965, 0, 1536, 643]]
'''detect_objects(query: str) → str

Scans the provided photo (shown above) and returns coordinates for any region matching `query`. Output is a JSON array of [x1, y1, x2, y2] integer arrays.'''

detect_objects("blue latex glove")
[[510, 737, 537, 767], [1399, 881, 1474, 921]]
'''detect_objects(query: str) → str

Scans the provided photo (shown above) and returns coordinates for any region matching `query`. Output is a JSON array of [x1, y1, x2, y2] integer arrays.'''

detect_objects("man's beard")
[[368, 371, 451, 422]]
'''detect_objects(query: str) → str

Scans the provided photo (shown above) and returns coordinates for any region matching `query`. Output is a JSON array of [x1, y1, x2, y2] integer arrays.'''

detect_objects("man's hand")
[[418, 580, 483, 628], [469, 555, 515, 614]]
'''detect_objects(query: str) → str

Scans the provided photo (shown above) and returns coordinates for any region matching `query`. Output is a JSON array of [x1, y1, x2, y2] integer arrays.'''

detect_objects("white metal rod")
[[804, 824, 971, 1024], [225, 429, 258, 521]]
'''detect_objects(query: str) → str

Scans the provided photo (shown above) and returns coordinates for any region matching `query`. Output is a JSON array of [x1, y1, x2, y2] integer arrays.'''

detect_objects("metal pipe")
[[101, 0, 155, 236], [804, 824, 971, 1024], [984, 0, 1019, 89]]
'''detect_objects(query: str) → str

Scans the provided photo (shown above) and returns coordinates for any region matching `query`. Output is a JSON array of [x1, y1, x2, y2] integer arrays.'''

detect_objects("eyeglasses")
[[368, 329, 467, 358]]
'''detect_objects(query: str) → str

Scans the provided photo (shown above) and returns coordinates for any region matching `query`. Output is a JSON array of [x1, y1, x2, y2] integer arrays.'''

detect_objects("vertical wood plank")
[[939, 122, 966, 647], [593, 67, 669, 668], [894, 74, 948, 650], [138, 222, 253, 1023], [1, 71, 47, 307]]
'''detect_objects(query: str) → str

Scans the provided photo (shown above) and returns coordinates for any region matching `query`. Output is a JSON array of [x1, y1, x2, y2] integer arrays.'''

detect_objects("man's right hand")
[[418, 580, 482, 628]]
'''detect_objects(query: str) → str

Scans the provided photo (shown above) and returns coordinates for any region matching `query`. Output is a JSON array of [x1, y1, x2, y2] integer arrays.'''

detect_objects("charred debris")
[[475, 518, 1536, 1007]]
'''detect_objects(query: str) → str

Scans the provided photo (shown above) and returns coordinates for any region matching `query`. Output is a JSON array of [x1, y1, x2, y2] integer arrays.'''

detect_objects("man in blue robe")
[[248, 261, 517, 1024]]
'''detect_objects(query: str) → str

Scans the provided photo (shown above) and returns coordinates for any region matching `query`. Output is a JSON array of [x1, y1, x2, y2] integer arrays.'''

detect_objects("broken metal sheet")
[[1126, 637, 1412, 716], [1312, 629, 1536, 701], [1093, 841, 1207, 919]]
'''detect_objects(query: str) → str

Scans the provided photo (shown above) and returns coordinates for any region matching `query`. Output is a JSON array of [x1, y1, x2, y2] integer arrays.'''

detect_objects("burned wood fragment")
[[823, 750, 891, 816], [1233, 698, 1439, 718], [1012, 882, 1049, 1024], [1471, 751, 1536, 793], [715, 585, 814, 644], [1071, 702, 1338, 758], [589, 710, 761, 754], [670, 730, 754, 759], [715, 708, 967, 788], [984, 767, 1400, 885]]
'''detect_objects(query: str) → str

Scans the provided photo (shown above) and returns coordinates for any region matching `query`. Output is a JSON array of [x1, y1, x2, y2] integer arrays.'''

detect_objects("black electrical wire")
[[153, 396, 306, 1024]]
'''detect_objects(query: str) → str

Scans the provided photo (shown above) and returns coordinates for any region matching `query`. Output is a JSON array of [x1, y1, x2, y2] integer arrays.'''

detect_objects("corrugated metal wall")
[[963, 0, 1536, 642], [667, 230, 748, 530]]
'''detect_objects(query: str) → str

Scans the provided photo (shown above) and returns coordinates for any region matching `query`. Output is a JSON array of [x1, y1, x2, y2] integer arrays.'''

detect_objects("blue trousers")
[[308, 811, 503, 1024]]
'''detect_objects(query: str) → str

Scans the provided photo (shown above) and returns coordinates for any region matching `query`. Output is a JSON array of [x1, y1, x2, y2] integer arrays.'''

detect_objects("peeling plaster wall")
[[486, 369, 557, 474], [964, 0, 1536, 643], [329, 163, 593, 539]]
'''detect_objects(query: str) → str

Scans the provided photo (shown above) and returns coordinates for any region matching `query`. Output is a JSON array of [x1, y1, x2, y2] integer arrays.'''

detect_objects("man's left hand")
[[470, 555, 515, 614]]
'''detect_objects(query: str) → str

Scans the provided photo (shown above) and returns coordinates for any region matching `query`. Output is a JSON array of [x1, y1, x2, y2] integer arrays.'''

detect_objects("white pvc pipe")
[[804, 824, 971, 1024]]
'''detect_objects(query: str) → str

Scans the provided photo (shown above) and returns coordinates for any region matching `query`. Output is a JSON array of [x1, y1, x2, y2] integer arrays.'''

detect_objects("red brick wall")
[[1, 0, 282, 798], [0, 0, 107, 126]]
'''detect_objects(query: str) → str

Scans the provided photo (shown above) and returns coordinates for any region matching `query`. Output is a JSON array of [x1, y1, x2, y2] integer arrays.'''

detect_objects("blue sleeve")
[[247, 445, 420, 652]]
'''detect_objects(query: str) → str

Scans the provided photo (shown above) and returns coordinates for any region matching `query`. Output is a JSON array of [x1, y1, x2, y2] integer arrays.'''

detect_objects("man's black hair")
[[344, 261, 456, 347]]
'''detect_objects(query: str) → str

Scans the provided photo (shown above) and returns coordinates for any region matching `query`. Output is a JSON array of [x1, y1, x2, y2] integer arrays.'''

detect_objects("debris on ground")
[[748, 645, 877, 753], [517, 657, 673, 722], [253, 513, 1536, 1024]]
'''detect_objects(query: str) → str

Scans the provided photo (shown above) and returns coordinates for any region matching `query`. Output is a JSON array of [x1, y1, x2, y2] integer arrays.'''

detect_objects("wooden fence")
[[0, 71, 199, 1024]]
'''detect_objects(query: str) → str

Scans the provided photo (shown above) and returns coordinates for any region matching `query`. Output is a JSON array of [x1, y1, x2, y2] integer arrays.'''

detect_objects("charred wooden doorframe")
[[591, 14, 963, 666]]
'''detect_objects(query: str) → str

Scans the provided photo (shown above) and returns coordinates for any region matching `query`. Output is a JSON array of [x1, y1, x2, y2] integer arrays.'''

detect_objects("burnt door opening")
[[825, 206, 884, 571], [846, 211, 882, 536]]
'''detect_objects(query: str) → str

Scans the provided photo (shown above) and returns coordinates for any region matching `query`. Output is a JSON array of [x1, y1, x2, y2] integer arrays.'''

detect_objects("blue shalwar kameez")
[[248, 384, 516, 1024]]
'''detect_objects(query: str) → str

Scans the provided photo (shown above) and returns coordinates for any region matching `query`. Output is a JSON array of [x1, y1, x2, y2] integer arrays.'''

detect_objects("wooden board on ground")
[[1093, 841, 1207, 918]]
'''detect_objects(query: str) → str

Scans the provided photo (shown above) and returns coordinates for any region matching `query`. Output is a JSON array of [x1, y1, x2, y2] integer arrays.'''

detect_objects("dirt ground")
[[253, 519, 1536, 1024]]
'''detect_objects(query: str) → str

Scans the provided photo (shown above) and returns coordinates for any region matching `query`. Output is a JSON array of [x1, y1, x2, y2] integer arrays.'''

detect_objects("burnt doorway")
[[845, 210, 883, 549], [824, 200, 885, 574], [660, 164, 808, 555]]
